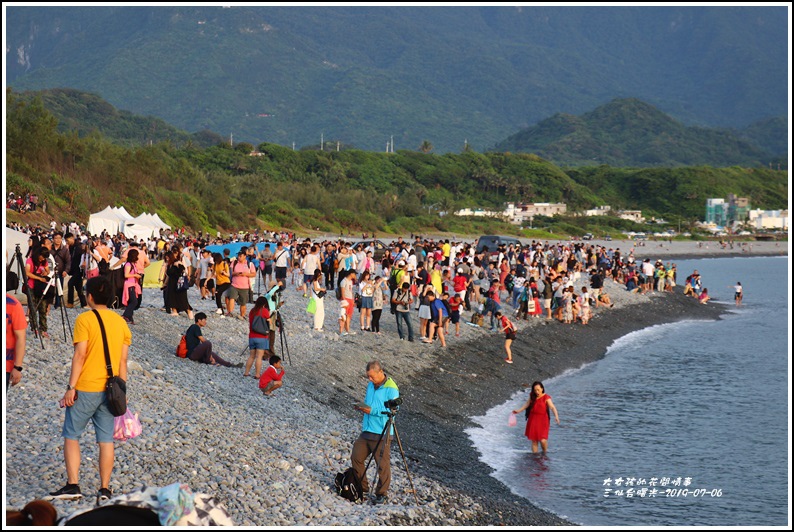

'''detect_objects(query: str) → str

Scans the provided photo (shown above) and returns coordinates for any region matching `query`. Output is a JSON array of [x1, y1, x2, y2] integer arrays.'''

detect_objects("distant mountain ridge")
[[5, 5, 788, 153], [493, 99, 784, 167]]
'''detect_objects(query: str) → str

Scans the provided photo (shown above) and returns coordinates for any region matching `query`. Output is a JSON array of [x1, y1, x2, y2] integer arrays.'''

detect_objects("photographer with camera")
[[351, 360, 400, 505]]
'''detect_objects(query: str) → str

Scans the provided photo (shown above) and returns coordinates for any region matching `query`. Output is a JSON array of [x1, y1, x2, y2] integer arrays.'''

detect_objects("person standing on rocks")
[[351, 360, 400, 505], [47, 276, 130, 504], [6, 271, 27, 390]]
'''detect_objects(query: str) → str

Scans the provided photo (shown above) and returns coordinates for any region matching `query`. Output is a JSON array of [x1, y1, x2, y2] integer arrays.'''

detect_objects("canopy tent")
[[5, 227, 31, 264], [124, 213, 161, 240], [112, 206, 134, 222], [143, 260, 164, 288], [150, 213, 171, 230], [87, 206, 127, 236]]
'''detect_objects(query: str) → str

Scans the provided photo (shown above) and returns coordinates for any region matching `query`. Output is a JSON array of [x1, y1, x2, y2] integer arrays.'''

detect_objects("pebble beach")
[[3, 240, 786, 526]]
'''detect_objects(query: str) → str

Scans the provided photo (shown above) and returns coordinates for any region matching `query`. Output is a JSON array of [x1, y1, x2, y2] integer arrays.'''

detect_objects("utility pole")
[[292, 141, 295, 151], [337, 141, 340, 152], [321, 133, 324, 151], [230, 132, 233, 146], [390, 135, 394, 153]]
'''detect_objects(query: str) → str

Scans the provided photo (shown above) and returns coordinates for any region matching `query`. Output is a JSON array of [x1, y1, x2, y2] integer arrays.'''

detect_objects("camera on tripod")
[[383, 397, 402, 410]]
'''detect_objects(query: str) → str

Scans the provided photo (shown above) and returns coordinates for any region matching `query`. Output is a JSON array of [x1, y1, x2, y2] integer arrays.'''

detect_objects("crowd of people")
[[6, 192, 42, 214], [8, 219, 720, 506]]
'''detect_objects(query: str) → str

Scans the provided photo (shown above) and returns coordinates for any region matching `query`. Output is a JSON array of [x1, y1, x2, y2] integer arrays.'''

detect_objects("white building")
[[584, 205, 612, 217], [617, 210, 645, 223], [747, 209, 788, 230]]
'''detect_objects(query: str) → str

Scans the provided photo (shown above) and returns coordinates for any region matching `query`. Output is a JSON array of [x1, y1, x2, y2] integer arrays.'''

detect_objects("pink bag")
[[86, 268, 99, 279], [508, 412, 517, 427], [113, 410, 142, 441]]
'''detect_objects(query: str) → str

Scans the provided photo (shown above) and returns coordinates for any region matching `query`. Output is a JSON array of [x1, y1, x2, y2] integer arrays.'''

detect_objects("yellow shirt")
[[215, 261, 231, 285], [442, 243, 451, 259], [73, 310, 132, 392], [430, 269, 443, 294]]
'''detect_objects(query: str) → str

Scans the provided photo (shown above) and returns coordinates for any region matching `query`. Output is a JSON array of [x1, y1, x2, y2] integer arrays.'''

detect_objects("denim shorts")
[[63, 390, 115, 443], [249, 337, 270, 351]]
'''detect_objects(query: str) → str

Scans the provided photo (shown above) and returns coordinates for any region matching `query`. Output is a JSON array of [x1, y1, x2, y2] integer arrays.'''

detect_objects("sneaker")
[[373, 494, 389, 505], [505, 358, 513, 364], [45, 483, 83, 501], [96, 487, 112, 505], [215, 308, 223, 315]]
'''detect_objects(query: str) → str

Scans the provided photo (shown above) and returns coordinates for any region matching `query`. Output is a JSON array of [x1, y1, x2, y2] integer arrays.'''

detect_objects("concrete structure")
[[747, 209, 788, 231], [584, 205, 612, 217], [617, 210, 644, 223], [456, 202, 567, 225], [706, 194, 751, 227]]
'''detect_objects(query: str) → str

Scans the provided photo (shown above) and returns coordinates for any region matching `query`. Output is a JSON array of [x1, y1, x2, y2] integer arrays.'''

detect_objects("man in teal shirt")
[[351, 360, 399, 504]]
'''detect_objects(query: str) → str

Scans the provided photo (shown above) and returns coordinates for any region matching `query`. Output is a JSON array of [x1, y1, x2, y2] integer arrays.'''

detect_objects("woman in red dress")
[[513, 381, 560, 453]]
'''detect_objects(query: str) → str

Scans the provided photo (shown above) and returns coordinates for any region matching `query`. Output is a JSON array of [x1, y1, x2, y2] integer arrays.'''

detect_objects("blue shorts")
[[63, 390, 115, 443], [361, 296, 374, 309], [304, 274, 314, 285], [249, 337, 270, 351]]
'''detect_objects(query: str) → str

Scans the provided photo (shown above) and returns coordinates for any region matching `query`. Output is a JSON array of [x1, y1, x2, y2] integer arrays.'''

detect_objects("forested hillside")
[[6, 90, 788, 237], [493, 99, 781, 168]]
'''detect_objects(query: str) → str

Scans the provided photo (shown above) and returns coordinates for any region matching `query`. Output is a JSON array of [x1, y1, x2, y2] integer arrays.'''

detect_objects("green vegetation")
[[494, 99, 784, 168], [5, 89, 788, 239]]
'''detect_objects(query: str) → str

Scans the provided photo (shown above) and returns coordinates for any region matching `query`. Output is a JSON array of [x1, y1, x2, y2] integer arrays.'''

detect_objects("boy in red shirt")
[[258, 354, 285, 396]]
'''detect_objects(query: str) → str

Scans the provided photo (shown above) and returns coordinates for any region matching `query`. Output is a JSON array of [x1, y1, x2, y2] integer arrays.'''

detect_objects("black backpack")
[[334, 468, 363, 502]]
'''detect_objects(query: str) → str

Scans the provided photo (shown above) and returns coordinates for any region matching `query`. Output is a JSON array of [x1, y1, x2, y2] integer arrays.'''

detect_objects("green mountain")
[[7, 89, 788, 238], [5, 6, 788, 153], [16, 88, 224, 148], [492, 98, 775, 167], [740, 116, 789, 158]]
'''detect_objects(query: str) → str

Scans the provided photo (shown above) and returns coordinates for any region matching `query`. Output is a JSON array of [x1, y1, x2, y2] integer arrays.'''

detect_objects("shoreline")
[[0, 260, 765, 526]]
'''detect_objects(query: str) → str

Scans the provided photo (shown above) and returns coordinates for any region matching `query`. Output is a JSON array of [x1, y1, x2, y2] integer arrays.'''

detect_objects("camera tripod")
[[362, 407, 419, 505], [7, 244, 45, 348], [41, 263, 74, 343]]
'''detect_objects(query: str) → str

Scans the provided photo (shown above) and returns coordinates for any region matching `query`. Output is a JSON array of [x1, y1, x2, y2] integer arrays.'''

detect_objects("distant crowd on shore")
[[8, 216, 710, 374]]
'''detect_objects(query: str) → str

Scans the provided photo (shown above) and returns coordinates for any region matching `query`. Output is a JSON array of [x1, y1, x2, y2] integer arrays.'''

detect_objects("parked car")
[[351, 240, 389, 262], [475, 235, 522, 257], [582, 233, 594, 240], [604, 234, 612, 241]]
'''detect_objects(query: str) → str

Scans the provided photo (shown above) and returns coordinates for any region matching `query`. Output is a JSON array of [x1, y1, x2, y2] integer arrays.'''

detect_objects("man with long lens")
[[351, 360, 400, 504]]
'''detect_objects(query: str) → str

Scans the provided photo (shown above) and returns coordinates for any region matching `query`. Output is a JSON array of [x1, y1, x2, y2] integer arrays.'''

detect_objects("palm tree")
[[419, 140, 434, 154]]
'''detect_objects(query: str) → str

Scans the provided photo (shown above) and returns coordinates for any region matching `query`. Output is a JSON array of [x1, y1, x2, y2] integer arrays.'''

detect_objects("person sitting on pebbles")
[[259, 355, 285, 396], [185, 312, 233, 367]]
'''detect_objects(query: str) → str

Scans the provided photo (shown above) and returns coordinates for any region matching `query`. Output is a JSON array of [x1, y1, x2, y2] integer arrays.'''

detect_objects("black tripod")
[[274, 310, 292, 366], [41, 263, 73, 343], [7, 244, 45, 348], [362, 406, 420, 505]]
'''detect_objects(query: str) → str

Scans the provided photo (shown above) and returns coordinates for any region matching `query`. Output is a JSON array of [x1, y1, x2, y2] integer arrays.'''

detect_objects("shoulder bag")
[[93, 310, 127, 417]]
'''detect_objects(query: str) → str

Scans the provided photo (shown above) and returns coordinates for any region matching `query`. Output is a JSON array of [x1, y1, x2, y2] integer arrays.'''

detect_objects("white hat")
[[397, 260, 406, 266], [457, 268, 463, 273]]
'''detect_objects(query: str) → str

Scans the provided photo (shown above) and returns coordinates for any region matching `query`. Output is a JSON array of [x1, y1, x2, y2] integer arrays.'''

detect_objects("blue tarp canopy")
[[203, 241, 281, 267]]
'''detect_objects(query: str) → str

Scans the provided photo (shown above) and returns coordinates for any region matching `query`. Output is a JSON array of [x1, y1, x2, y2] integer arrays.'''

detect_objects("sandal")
[[243, 373, 250, 377]]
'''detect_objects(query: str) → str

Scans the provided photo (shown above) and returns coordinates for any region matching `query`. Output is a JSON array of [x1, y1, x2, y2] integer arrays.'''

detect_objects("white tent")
[[4, 227, 31, 264], [112, 206, 134, 223], [87, 206, 126, 236], [150, 212, 171, 230], [124, 213, 160, 240]]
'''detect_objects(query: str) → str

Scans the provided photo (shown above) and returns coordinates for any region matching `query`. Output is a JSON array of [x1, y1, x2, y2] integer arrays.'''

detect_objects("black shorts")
[[264, 265, 273, 275], [275, 266, 287, 280], [505, 330, 516, 341]]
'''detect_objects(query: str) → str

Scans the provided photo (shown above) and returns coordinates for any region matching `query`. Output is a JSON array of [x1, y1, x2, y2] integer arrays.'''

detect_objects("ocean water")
[[466, 256, 790, 526]]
